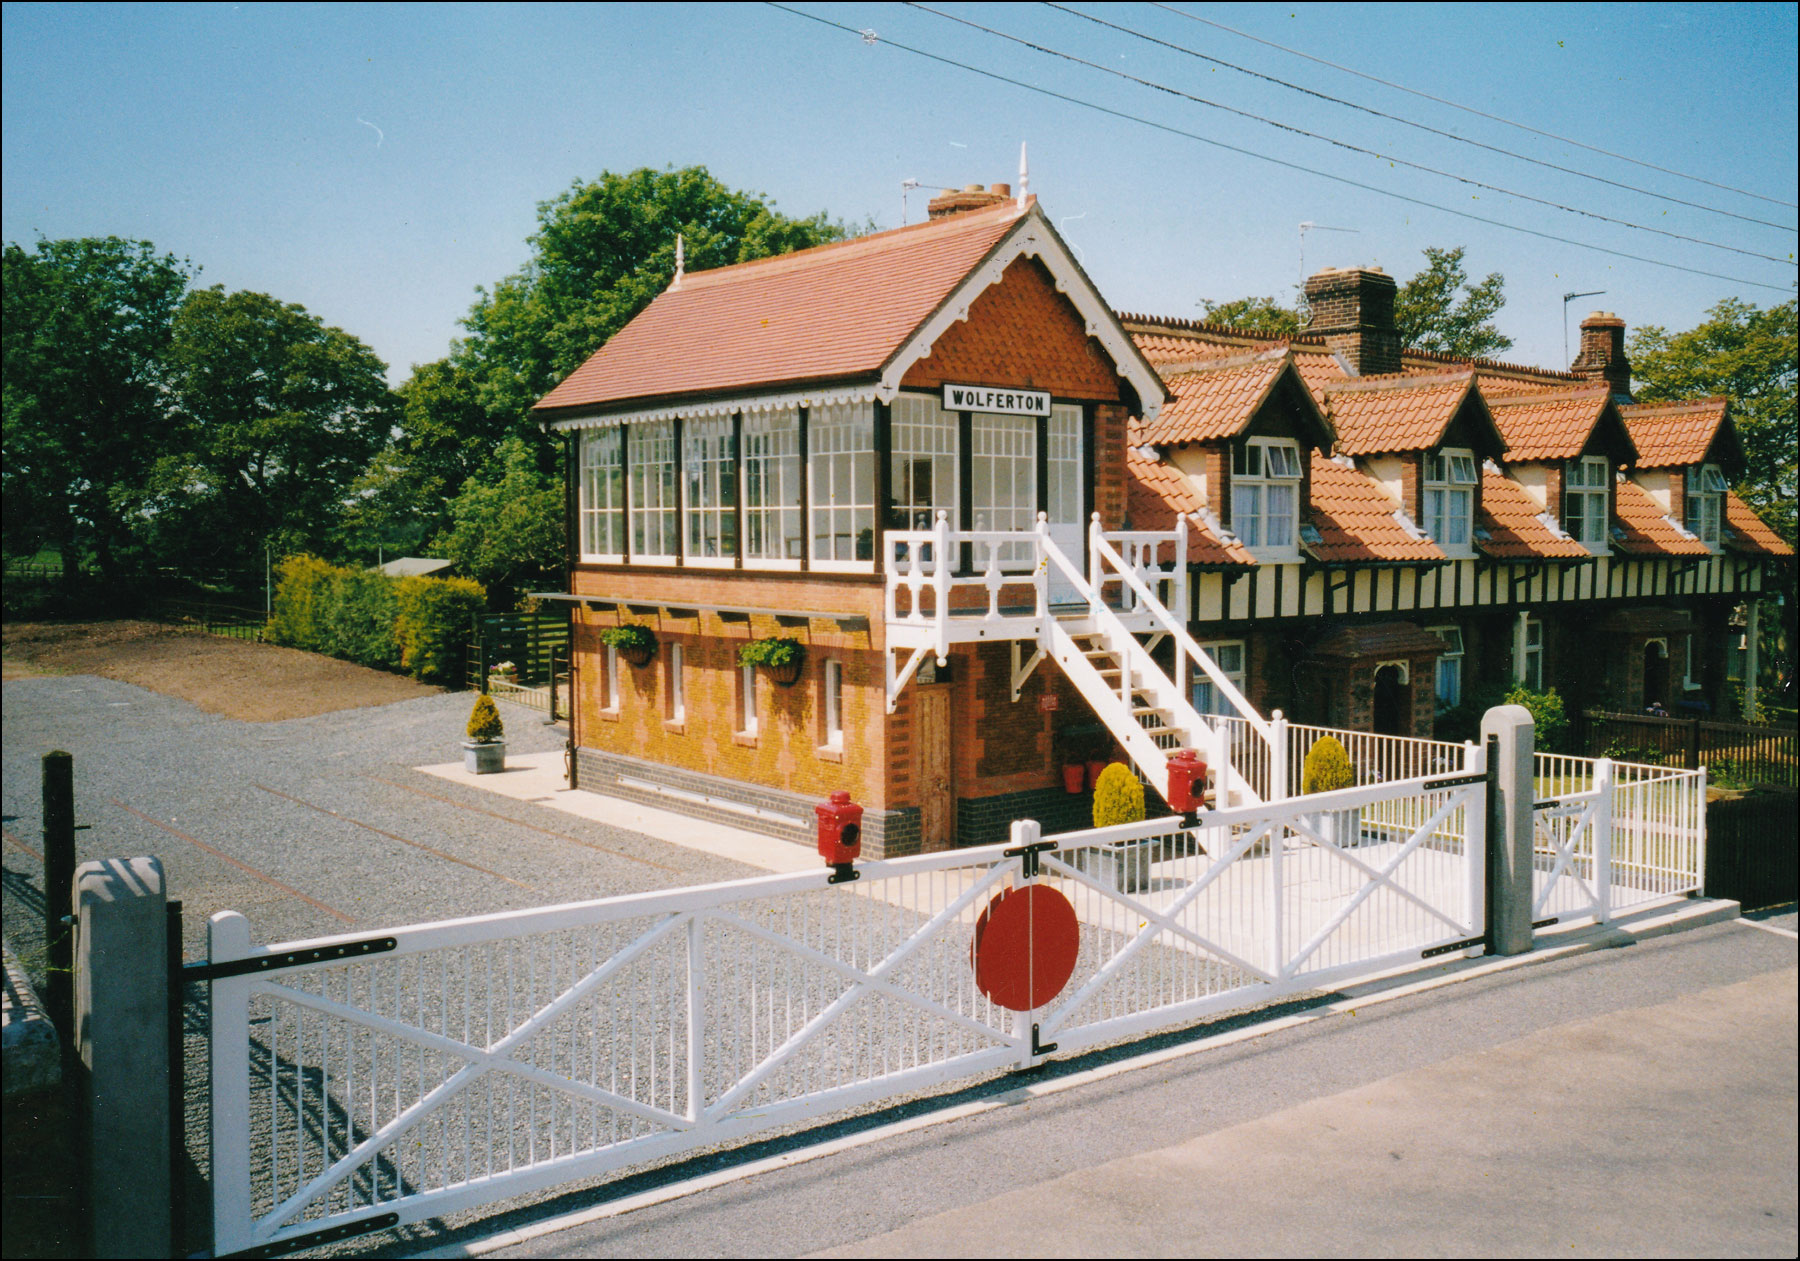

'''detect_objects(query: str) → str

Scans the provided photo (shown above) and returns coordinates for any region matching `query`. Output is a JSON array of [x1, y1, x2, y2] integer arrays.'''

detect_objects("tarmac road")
[[446, 916, 1796, 1260]]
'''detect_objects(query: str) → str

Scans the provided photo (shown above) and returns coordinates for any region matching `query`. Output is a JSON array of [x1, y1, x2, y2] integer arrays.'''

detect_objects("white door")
[[1046, 404, 1085, 604]]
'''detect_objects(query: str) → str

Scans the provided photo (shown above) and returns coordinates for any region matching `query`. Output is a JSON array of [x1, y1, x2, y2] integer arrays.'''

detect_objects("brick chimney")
[[1571, 311, 1632, 400], [928, 183, 1013, 219], [1303, 267, 1401, 377]]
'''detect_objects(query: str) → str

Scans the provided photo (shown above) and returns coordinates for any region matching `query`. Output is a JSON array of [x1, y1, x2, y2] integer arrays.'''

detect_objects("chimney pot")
[[927, 181, 1018, 219], [990, 182, 1011, 196]]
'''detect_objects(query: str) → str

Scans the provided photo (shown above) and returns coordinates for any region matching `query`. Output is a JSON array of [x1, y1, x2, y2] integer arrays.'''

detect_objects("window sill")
[[733, 732, 759, 747], [816, 745, 844, 763], [663, 719, 686, 734], [599, 707, 622, 722]]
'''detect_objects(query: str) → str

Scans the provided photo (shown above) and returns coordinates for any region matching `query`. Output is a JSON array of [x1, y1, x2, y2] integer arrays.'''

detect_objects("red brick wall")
[[570, 572, 888, 807], [900, 256, 1123, 400], [1401, 453, 1422, 521], [1095, 403, 1130, 529]]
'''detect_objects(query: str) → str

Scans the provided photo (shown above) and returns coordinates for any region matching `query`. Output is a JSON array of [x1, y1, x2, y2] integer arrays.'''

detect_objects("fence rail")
[[205, 764, 1485, 1254], [1580, 708, 1797, 789], [1532, 752, 1706, 922], [158, 598, 268, 642]]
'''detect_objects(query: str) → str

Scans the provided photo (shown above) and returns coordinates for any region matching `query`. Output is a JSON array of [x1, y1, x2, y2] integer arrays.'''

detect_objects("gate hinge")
[[827, 862, 860, 885], [1031, 1022, 1058, 1057], [219, 1211, 400, 1258], [1424, 772, 1487, 791], [184, 936, 398, 983], [1004, 839, 1057, 878]]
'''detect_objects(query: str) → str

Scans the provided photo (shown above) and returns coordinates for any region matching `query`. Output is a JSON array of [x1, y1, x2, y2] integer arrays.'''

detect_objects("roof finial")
[[672, 233, 685, 289], [1017, 141, 1029, 210]]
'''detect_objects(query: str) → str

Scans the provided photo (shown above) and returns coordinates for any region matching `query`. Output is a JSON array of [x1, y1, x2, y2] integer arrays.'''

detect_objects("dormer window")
[[1563, 456, 1611, 548], [1686, 464, 1727, 546], [1231, 438, 1303, 551], [1423, 449, 1478, 550]]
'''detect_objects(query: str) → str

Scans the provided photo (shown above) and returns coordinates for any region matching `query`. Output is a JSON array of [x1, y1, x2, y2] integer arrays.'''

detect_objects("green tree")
[[1198, 295, 1303, 337], [1393, 246, 1511, 358], [151, 287, 395, 570], [1627, 297, 1797, 545], [383, 166, 847, 594], [431, 436, 564, 607], [2, 237, 193, 576], [1201, 247, 1511, 359]]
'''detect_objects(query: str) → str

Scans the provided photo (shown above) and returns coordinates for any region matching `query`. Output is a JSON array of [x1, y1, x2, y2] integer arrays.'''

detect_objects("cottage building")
[[532, 186, 1792, 858]]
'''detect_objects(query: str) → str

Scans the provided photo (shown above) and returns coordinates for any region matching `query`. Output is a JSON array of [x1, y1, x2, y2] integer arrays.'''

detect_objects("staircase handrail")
[[1085, 517, 1272, 742]]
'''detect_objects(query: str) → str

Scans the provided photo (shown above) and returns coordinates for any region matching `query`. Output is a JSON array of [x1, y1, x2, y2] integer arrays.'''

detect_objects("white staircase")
[[1038, 519, 1280, 808]]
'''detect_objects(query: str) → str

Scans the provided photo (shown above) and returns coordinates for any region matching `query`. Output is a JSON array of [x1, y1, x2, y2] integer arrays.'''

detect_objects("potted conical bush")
[[463, 693, 506, 774]]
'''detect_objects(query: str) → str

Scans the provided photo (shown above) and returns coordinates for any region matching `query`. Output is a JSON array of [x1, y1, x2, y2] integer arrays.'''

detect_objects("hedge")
[[266, 555, 485, 685]]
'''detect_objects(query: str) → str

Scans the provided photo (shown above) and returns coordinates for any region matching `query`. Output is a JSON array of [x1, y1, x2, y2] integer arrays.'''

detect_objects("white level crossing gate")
[[204, 762, 1487, 1255]]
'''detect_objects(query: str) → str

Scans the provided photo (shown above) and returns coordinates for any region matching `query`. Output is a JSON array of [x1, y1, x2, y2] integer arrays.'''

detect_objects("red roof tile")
[[1483, 386, 1622, 462], [1724, 492, 1795, 557], [1306, 453, 1447, 564], [1138, 352, 1287, 446], [1618, 398, 1731, 468], [1123, 446, 1253, 566], [1476, 469, 1592, 560], [1306, 621, 1452, 660], [533, 203, 1023, 413], [1612, 478, 1713, 556], [1322, 371, 1480, 455]]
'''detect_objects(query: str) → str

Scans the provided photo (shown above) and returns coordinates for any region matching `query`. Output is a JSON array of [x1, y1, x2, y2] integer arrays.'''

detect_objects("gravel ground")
[[2, 669, 771, 1257]]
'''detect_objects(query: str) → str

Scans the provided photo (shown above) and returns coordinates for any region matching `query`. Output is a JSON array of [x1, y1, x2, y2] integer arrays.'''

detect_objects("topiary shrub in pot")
[[739, 636, 805, 686], [1301, 735, 1360, 848], [1088, 762, 1152, 892], [599, 624, 657, 668], [464, 693, 506, 774]]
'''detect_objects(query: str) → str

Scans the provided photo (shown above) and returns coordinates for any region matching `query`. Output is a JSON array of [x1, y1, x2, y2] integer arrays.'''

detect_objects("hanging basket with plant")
[[739, 636, 805, 686], [599, 624, 657, 667]]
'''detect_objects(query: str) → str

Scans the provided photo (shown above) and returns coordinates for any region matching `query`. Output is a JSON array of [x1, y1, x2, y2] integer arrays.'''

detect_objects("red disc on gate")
[[970, 884, 1079, 1011]]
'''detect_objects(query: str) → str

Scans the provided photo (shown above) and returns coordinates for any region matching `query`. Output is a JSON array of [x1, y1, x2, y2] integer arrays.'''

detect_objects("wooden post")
[[1687, 716, 1702, 770], [42, 751, 75, 1042]]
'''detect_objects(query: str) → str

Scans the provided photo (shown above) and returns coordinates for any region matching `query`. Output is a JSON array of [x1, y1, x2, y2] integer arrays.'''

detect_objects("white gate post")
[[1592, 758, 1615, 924], [1009, 818, 1042, 1070], [1269, 711, 1290, 804], [74, 856, 171, 1259], [208, 911, 255, 1257], [1480, 704, 1536, 955]]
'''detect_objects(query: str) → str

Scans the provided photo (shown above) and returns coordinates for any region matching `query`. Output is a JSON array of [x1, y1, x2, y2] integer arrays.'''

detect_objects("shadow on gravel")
[[354, 990, 1346, 1258]]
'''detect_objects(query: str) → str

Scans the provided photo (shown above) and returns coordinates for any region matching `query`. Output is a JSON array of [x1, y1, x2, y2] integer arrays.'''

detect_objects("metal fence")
[[204, 764, 1486, 1255], [157, 598, 268, 642], [1580, 708, 1797, 789]]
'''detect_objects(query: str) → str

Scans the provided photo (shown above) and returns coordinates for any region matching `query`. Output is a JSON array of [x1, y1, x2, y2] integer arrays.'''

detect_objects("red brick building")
[[533, 187, 1792, 857]]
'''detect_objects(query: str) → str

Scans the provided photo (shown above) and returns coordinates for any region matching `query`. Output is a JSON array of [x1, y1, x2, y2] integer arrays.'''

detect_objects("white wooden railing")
[[1532, 753, 1706, 922], [205, 763, 1486, 1255]]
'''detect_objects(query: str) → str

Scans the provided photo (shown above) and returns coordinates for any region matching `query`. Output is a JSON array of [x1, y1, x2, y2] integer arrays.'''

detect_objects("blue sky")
[[5, 2, 1795, 386]]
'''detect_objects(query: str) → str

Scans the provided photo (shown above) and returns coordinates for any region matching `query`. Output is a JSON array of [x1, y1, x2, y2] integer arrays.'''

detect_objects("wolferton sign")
[[942, 384, 1051, 416]]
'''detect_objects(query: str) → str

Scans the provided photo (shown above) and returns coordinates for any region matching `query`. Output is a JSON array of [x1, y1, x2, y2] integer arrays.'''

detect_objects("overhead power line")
[[1152, 1, 1800, 213], [907, 2, 1793, 266], [764, 3, 1796, 296]]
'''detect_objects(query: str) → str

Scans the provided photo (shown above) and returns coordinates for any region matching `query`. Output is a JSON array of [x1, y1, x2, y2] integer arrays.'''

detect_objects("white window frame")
[[821, 659, 844, 751], [970, 410, 1039, 571], [809, 401, 877, 571], [1230, 438, 1302, 556], [1189, 640, 1246, 716], [737, 663, 758, 736], [1683, 634, 1701, 691], [603, 643, 621, 712], [683, 416, 737, 567], [628, 421, 678, 562], [1686, 464, 1727, 547], [1562, 455, 1611, 550], [1521, 617, 1544, 691], [664, 642, 685, 724], [1423, 448, 1478, 554], [578, 427, 626, 561], [1428, 625, 1464, 709], [891, 393, 959, 530], [742, 406, 804, 570]]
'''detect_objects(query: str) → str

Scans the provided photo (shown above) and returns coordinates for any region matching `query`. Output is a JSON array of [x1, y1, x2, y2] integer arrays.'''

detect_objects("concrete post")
[[74, 856, 171, 1258], [1480, 704, 1536, 956]]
